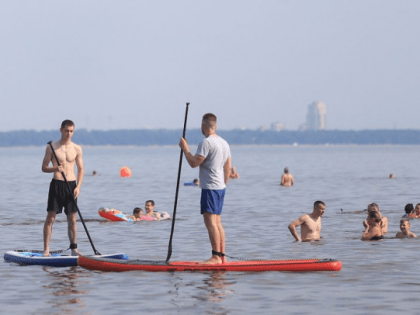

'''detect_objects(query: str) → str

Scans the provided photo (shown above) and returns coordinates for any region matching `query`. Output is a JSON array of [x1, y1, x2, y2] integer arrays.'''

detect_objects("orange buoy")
[[119, 166, 132, 178]]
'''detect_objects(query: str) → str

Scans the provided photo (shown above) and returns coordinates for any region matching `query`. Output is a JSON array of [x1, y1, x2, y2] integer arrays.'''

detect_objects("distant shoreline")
[[2, 129, 420, 147], [2, 144, 420, 150]]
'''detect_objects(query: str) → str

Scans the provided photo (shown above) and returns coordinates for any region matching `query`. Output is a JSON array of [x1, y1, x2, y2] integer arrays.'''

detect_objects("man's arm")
[[74, 145, 84, 198], [288, 216, 305, 241], [41, 145, 63, 173], [280, 175, 285, 186], [223, 157, 231, 185], [179, 137, 205, 168]]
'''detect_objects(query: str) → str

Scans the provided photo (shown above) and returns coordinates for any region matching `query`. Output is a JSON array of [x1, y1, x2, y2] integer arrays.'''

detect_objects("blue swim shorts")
[[200, 189, 226, 215]]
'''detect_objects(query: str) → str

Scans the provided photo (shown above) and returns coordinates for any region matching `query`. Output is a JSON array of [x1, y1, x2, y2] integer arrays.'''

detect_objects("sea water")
[[1, 145, 420, 314]]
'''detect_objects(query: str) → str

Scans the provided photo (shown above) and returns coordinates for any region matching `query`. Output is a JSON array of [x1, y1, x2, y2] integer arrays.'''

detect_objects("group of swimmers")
[[362, 203, 418, 240], [402, 203, 420, 219], [129, 200, 163, 221], [288, 201, 418, 242]]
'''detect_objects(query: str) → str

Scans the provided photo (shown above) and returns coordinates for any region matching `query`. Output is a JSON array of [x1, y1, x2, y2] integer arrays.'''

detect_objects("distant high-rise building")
[[305, 101, 326, 130]]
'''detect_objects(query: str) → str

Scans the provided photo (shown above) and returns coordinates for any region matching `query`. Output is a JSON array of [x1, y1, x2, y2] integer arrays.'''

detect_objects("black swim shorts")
[[47, 179, 77, 215]]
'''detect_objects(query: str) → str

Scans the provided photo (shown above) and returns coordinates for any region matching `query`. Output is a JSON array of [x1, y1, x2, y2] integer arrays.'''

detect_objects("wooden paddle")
[[48, 141, 101, 255], [166, 102, 189, 262]]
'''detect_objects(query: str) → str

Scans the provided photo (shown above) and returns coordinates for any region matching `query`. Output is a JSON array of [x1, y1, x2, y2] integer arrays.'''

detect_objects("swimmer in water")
[[130, 207, 144, 221], [396, 218, 418, 238], [402, 203, 416, 218], [363, 203, 388, 234], [389, 174, 396, 179], [193, 178, 200, 186], [415, 203, 420, 218], [280, 167, 294, 187], [288, 201, 325, 242], [362, 211, 384, 241], [145, 200, 161, 220]]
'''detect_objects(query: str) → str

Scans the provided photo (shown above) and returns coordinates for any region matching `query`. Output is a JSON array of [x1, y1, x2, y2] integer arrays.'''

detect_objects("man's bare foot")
[[71, 249, 81, 256], [43, 250, 50, 257], [201, 256, 223, 264]]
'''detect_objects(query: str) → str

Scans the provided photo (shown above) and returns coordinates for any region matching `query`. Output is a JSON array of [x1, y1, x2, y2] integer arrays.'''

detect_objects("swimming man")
[[281, 167, 294, 187], [396, 218, 418, 238], [144, 200, 161, 220], [288, 201, 325, 241]]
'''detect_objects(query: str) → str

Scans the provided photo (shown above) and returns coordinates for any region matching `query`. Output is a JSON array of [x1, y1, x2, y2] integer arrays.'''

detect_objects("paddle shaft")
[[166, 102, 189, 262], [48, 141, 100, 255]]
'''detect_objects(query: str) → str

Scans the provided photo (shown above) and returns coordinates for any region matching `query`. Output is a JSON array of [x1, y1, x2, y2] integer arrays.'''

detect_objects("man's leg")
[[43, 211, 56, 256], [67, 212, 80, 256], [216, 215, 226, 263], [203, 212, 223, 264]]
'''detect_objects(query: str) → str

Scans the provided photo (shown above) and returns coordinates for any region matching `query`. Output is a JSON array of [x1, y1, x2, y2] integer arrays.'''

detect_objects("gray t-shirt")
[[196, 135, 231, 190]]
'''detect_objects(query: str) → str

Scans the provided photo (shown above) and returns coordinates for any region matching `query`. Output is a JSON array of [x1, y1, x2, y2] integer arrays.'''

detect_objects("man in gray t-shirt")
[[179, 113, 231, 264]]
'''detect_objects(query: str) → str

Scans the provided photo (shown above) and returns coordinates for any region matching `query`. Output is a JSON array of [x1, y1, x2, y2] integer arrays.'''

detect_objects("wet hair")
[[284, 167, 289, 174], [369, 211, 381, 222], [404, 203, 414, 214], [193, 178, 199, 183], [202, 113, 217, 129], [400, 218, 410, 225], [314, 201, 325, 208], [133, 207, 143, 215], [145, 200, 155, 206], [61, 120, 75, 129]]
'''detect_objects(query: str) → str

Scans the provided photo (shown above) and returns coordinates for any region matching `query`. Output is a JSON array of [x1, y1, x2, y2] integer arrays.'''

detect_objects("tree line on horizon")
[[1, 129, 420, 147]]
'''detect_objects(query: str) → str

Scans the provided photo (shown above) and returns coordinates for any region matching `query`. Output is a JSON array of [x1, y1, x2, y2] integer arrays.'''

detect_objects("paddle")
[[166, 102, 189, 262], [48, 141, 101, 255]]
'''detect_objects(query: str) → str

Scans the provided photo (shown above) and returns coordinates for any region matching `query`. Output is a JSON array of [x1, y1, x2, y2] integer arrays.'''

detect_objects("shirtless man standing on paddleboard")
[[288, 201, 326, 241], [42, 120, 84, 256], [179, 113, 232, 264]]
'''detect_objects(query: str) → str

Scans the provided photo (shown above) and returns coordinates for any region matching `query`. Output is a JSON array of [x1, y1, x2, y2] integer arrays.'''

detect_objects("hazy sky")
[[1, 0, 419, 131]]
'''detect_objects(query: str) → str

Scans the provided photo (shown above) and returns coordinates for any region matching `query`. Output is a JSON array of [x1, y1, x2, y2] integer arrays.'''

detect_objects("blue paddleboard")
[[4, 250, 129, 267]]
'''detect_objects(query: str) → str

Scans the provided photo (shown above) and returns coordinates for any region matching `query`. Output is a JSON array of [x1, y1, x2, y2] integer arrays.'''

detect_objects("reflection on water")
[[168, 271, 236, 314], [195, 271, 235, 304], [42, 267, 90, 314]]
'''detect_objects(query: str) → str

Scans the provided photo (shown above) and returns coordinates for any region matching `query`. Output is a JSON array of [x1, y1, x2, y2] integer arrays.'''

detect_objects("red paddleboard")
[[78, 255, 342, 272]]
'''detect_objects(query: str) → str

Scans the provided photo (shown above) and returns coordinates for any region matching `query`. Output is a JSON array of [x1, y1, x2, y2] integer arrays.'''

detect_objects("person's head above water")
[[368, 203, 379, 212], [133, 207, 143, 217], [313, 201, 326, 216], [145, 200, 155, 213], [369, 211, 381, 223], [400, 218, 411, 232], [284, 167, 289, 174], [405, 203, 414, 214]]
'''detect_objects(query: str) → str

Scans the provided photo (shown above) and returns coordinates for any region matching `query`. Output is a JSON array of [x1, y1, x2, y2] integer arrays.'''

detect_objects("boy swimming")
[[396, 218, 418, 238]]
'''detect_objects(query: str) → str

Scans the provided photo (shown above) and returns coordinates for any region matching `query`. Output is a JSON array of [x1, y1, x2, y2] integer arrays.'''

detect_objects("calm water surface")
[[1, 145, 420, 314]]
